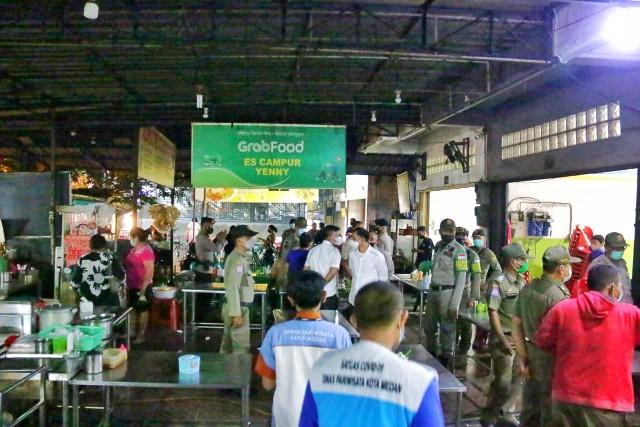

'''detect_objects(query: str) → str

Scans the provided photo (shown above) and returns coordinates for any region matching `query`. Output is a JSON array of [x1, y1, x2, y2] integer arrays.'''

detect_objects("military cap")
[[439, 218, 456, 232], [605, 232, 628, 249], [542, 246, 581, 264], [500, 243, 533, 261], [455, 227, 469, 237]]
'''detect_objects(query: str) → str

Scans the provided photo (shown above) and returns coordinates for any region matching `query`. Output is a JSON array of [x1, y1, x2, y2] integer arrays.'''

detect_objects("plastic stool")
[[150, 297, 181, 331]]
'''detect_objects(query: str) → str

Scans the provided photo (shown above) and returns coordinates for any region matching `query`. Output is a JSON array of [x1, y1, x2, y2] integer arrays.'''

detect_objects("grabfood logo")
[[237, 140, 304, 154]]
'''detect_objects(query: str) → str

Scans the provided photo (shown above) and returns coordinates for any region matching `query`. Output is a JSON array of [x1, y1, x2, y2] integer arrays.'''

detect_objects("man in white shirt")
[[369, 231, 394, 281], [341, 221, 363, 277], [348, 228, 388, 316], [375, 218, 395, 276], [304, 225, 342, 310]]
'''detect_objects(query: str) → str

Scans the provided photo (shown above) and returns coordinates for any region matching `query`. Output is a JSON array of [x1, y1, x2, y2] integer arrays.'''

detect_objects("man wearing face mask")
[[424, 218, 468, 370], [304, 225, 342, 310], [471, 229, 501, 352], [220, 225, 258, 354], [511, 246, 578, 427], [346, 228, 388, 319], [282, 217, 307, 260], [587, 232, 633, 304], [300, 282, 445, 427], [481, 243, 529, 427], [454, 227, 482, 370], [413, 226, 435, 268], [195, 217, 227, 269], [536, 264, 640, 427]]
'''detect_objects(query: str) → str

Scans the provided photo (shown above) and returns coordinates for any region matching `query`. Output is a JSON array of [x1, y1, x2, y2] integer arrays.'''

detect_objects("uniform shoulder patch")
[[490, 286, 501, 298]]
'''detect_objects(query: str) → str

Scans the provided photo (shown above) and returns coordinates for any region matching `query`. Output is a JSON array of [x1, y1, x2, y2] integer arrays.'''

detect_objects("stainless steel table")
[[400, 344, 467, 427], [393, 275, 427, 342], [320, 310, 360, 342], [1, 353, 83, 427], [69, 351, 252, 426], [181, 282, 268, 346], [0, 360, 47, 427]]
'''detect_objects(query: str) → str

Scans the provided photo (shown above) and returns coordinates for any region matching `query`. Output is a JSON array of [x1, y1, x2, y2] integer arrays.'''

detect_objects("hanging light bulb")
[[203, 107, 209, 119], [196, 93, 204, 109], [83, 1, 99, 20], [371, 110, 377, 123], [395, 89, 402, 104]]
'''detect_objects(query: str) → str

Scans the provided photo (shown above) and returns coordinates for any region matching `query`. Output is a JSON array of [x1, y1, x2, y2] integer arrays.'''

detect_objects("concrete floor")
[[44, 301, 640, 427]]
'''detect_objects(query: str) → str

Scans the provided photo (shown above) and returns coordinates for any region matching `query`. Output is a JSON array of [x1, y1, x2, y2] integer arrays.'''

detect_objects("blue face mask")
[[610, 250, 624, 261], [473, 239, 484, 249]]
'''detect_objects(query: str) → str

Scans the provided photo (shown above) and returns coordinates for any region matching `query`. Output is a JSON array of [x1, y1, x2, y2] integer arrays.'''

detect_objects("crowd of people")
[[70, 214, 639, 427]]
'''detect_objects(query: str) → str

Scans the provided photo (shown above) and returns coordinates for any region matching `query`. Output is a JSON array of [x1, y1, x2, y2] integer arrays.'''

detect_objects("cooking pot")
[[81, 313, 115, 340], [37, 304, 76, 331]]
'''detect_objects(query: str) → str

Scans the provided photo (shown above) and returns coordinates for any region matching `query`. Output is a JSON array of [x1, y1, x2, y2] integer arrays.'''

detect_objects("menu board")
[[138, 127, 176, 188]]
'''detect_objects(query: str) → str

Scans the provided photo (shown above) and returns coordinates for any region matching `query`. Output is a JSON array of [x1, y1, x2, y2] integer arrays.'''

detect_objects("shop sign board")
[[138, 127, 176, 188], [191, 123, 346, 189]]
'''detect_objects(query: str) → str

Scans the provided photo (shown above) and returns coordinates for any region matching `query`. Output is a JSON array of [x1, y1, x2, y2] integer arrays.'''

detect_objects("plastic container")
[[39, 325, 104, 352], [79, 298, 94, 318], [52, 336, 67, 354], [103, 348, 127, 369], [178, 354, 200, 374]]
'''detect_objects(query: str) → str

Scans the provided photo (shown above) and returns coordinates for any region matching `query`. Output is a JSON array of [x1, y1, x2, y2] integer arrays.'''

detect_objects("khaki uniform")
[[424, 240, 468, 361], [220, 249, 255, 354], [482, 271, 525, 424], [472, 246, 502, 288], [456, 248, 481, 358], [514, 275, 570, 427], [281, 231, 300, 260], [551, 401, 628, 427]]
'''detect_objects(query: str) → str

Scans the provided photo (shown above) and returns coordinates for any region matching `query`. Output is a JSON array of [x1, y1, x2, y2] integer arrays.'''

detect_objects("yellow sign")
[[202, 188, 318, 204], [138, 127, 176, 188]]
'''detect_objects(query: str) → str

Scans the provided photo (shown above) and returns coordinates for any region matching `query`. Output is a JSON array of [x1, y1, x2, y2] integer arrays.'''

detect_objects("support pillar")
[[49, 111, 56, 300], [488, 182, 507, 253]]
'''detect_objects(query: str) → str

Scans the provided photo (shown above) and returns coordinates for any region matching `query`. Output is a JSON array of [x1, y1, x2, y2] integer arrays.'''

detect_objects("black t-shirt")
[[72, 251, 124, 306], [415, 237, 435, 266]]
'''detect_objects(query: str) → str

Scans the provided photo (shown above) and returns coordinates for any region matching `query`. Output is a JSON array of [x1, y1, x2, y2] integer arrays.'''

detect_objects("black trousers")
[[321, 295, 339, 310]]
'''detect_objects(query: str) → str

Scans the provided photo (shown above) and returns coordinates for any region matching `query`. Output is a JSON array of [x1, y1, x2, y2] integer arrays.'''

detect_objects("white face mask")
[[298, 228, 305, 236], [332, 236, 343, 246], [290, 223, 295, 230], [130, 239, 136, 247], [562, 265, 573, 283]]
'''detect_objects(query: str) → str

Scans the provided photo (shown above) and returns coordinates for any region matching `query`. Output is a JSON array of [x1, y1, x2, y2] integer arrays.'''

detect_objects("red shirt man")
[[535, 264, 640, 427]]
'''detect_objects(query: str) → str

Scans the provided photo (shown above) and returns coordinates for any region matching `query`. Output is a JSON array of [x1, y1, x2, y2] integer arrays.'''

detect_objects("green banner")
[[191, 123, 346, 189]]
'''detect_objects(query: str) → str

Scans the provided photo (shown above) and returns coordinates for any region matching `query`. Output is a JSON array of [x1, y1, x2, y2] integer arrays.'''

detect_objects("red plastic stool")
[[150, 297, 181, 331]]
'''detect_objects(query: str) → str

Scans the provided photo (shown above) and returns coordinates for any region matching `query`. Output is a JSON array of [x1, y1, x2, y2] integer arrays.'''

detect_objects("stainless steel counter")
[[393, 275, 427, 342], [69, 351, 252, 426], [319, 310, 359, 341], [400, 343, 467, 427]]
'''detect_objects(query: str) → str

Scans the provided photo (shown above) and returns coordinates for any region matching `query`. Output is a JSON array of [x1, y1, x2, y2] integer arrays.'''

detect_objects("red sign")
[[65, 235, 91, 266]]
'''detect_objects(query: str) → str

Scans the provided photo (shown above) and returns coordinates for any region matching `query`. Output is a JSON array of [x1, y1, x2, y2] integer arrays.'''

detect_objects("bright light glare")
[[83, 1, 99, 20], [122, 212, 134, 231], [602, 7, 640, 52]]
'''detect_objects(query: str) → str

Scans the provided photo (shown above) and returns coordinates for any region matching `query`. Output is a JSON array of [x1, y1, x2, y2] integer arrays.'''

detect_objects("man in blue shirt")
[[287, 233, 313, 278], [256, 271, 351, 427], [588, 234, 605, 263], [299, 281, 444, 427]]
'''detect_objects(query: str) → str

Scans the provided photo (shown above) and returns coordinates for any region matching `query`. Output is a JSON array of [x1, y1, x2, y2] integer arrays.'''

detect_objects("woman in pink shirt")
[[125, 228, 155, 343]]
